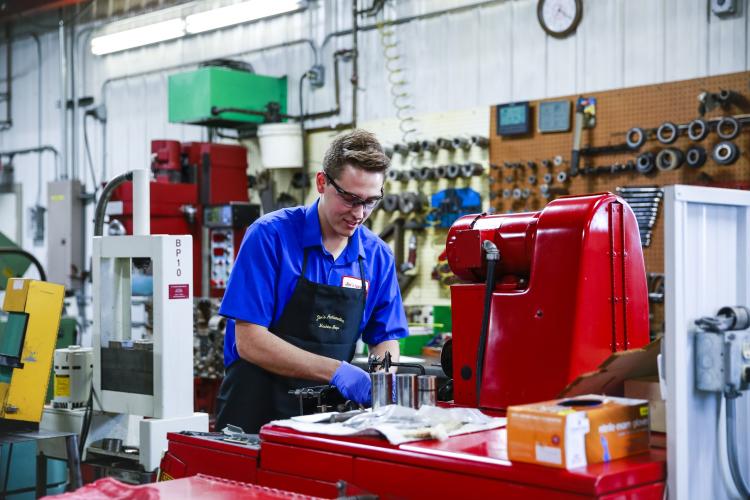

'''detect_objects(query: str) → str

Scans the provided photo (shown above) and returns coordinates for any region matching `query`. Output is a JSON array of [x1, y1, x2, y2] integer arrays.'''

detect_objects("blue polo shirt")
[[219, 199, 409, 367]]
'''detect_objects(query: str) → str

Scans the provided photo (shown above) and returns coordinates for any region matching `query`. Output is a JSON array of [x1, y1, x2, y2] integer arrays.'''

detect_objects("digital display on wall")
[[496, 102, 530, 136]]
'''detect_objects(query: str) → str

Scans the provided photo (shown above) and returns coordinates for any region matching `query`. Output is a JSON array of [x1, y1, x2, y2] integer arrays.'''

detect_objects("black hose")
[[0, 248, 47, 282], [93, 171, 134, 237], [78, 385, 94, 457], [476, 240, 500, 406], [726, 395, 750, 499]]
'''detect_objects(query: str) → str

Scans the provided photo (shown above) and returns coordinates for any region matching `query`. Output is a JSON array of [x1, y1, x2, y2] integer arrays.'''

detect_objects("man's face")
[[317, 164, 384, 238]]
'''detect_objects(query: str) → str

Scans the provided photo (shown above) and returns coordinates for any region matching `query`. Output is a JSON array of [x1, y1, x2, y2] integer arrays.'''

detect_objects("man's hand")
[[235, 321, 340, 381], [330, 361, 372, 405]]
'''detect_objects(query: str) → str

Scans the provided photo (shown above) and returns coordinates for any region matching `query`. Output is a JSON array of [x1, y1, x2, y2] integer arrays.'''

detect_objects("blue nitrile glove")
[[331, 361, 372, 406]]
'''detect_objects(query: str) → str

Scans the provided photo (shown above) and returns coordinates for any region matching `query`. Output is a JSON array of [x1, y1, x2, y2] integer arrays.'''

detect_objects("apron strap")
[[357, 256, 367, 300], [301, 248, 309, 275], [302, 244, 366, 301]]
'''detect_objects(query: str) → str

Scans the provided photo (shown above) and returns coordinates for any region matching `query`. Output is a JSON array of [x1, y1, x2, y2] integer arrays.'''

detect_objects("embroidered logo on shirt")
[[342, 276, 369, 291]]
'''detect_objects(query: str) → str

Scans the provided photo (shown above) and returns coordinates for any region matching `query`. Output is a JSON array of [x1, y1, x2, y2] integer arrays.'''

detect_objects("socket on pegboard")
[[488, 70, 750, 278]]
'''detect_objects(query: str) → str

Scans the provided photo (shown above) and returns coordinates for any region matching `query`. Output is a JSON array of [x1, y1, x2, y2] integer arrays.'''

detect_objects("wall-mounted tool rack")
[[489, 71, 750, 279]]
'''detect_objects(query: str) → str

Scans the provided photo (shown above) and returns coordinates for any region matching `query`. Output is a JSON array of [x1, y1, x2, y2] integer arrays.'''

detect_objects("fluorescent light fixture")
[[185, 0, 303, 34], [91, 18, 186, 55]]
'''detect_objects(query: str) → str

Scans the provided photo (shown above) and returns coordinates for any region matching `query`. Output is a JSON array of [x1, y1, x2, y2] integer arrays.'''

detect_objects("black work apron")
[[216, 250, 367, 433]]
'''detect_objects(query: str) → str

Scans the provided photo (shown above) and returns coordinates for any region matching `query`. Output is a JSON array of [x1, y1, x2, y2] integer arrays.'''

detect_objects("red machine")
[[446, 192, 650, 409], [109, 140, 259, 297], [159, 193, 663, 498]]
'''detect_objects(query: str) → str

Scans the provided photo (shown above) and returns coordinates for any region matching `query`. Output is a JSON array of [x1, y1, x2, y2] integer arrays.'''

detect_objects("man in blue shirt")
[[216, 129, 409, 433]]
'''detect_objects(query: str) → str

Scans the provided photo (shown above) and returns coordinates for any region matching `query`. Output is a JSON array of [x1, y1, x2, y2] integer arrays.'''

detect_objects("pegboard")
[[489, 71, 750, 279], [307, 107, 491, 308]]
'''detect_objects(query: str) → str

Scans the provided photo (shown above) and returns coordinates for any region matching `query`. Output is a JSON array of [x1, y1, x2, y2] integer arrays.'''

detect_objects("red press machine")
[[109, 140, 259, 297], [160, 193, 666, 498]]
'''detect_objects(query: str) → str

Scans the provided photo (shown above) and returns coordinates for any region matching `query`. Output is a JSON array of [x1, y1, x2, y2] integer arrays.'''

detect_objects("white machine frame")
[[92, 234, 194, 418], [664, 185, 750, 499], [90, 170, 207, 471]]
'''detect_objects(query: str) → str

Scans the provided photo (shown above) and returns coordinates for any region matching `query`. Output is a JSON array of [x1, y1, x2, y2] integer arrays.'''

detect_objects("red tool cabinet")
[[162, 427, 666, 499]]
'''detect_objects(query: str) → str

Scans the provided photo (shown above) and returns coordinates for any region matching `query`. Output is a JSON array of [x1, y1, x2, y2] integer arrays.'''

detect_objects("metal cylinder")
[[436, 137, 455, 151], [626, 127, 646, 150], [713, 141, 740, 165], [52, 346, 93, 409], [419, 166, 435, 181], [395, 373, 418, 408], [417, 375, 437, 408], [382, 193, 400, 213], [686, 146, 707, 169], [133, 168, 150, 236], [393, 143, 410, 155], [471, 135, 489, 148], [687, 118, 708, 142], [371, 371, 393, 409], [452, 136, 471, 150], [386, 169, 400, 182], [656, 121, 679, 145], [717, 116, 740, 140], [421, 139, 438, 153], [656, 147, 684, 171]]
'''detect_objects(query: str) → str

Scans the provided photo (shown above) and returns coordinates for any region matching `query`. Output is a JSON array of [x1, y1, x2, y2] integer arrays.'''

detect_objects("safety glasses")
[[325, 172, 383, 211]]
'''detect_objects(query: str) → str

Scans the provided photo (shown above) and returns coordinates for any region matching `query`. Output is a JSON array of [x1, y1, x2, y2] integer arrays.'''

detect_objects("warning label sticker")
[[169, 284, 190, 299], [54, 375, 70, 398]]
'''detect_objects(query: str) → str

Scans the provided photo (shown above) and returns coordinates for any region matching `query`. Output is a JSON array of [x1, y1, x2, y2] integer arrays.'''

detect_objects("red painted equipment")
[[50, 474, 324, 499], [159, 432, 260, 484], [158, 193, 661, 498], [446, 193, 650, 410], [161, 428, 665, 499], [109, 140, 256, 297]]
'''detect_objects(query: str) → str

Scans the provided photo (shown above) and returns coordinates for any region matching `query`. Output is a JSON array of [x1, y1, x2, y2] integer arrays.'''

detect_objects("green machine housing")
[[168, 66, 287, 127], [0, 232, 31, 291]]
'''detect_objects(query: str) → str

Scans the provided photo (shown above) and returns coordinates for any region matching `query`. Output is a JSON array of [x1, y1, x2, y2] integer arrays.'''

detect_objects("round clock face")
[[538, 0, 582, 38]]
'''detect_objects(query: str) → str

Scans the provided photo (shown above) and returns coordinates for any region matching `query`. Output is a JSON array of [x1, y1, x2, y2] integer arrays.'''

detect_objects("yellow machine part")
[[2, 278, 29, 312], [1, 278, 65, 424]]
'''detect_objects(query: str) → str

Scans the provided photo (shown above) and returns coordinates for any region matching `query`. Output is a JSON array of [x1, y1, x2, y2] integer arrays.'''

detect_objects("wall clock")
[[537, 0, 583, 38]]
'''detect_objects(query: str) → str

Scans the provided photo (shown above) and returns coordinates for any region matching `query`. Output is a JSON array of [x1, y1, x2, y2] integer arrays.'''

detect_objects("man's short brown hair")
[[322, 129, 390, 180]]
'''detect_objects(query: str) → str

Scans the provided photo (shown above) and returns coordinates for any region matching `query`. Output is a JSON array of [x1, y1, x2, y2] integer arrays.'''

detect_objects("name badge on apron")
[[342, 275, 369, 291]]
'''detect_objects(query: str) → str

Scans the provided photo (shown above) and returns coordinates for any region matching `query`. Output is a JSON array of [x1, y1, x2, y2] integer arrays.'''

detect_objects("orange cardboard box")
[[507, 395, 650, 470]]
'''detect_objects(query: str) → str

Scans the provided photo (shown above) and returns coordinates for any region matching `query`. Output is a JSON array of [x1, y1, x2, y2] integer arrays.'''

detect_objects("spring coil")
[[377, 19, 417, 145]]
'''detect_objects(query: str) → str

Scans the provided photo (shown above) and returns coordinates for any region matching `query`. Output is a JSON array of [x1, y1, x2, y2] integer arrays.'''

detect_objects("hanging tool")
[[712, 141, 740, 165], [656, 122, 679, 144], [686, 146, 707, 168], [400, 233, 418, 273], [569, 99, 585, 177]]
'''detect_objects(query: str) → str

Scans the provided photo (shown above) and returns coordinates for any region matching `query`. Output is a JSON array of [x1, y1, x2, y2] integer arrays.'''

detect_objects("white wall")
[[0, 0, 748, 270]]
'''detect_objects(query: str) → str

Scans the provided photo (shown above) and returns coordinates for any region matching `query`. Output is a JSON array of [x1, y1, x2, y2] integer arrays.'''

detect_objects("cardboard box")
[[624, 376, 666, 433], [507, 395, 650, 469], [561, 337, 661, 398]]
